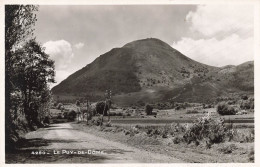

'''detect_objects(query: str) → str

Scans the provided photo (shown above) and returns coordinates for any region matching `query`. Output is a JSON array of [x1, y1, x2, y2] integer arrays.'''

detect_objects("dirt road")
[[10, 123, 183, 163]]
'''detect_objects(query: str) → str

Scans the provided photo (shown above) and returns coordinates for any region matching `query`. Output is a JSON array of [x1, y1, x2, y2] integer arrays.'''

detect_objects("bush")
[[57, 113, 63, 119], [217, 102, 237, 115], [109, 112, 116, 116], [183, 116, 226, 146], [175, 103, 186, 110], [145, 104, 153, 115], [240, 99, 254, 110], [172, 136, 182, 144], [91, 117, 102, 126], [241, 95, 248, 100], [117, 112, 123, 116], [43, 116, 50, 124], [67, 110, 77, 121], [227, 100, 236, 105]]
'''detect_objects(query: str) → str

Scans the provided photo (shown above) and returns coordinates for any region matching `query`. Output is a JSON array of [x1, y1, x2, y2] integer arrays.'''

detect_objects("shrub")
[[175, 103, 186, 110], [57, 113, 63, 119], [91, 117, 102, 126], [109, 112, 116, 116], [145, 104, 153, 115], [227, 100, 236, 105], [117, 112, 123, 116], [241, 95, 248, 100], [43, 116, 50, 124], [240, 100, 254, 110], [172, 136, 182, 144], [124, 130, 130, 135], [183, 116, 226, 146], [217, 102, 237, 115], [146, 127, 154, 136], [67, 110, 77, 121]]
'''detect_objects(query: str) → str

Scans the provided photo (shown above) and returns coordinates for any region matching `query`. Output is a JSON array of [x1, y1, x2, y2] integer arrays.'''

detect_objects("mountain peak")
[[123, 38, 173, 50], [52, 38, 253, 105]]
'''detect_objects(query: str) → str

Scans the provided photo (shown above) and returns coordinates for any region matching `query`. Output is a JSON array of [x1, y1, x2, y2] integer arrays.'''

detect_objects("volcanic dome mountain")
[[52, 38, 254, 105]]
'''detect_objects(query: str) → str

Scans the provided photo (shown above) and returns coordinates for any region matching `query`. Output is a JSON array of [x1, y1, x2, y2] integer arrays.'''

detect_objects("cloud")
[[186, 5, 253, 37], [172, 5, 254, 67], [74, 42, 85, 49], [172, 34, 253, 67], [43, 40, 75, 88], [43, 40, 74, 70]]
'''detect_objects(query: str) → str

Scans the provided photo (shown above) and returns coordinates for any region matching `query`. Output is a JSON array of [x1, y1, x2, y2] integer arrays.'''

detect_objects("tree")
[[5, 5, 38, 148], [96, 101, 109, 116], [145, 104, 153, 115], [12, 39, 55, 125]]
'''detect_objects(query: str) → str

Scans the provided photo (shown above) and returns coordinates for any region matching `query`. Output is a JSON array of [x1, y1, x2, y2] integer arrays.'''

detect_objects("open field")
[[50, 104, 254, 128]]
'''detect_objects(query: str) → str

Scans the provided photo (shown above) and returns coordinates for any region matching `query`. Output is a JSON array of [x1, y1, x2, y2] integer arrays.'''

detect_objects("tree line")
[[5, 5, 55, 149]]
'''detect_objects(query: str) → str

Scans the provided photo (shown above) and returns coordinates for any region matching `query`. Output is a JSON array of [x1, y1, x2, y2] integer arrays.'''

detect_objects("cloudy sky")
[[34, 5, 254, 87]]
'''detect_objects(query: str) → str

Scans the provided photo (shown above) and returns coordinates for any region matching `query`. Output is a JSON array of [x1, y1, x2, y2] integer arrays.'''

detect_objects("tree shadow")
[[7, 137, 79, 153]]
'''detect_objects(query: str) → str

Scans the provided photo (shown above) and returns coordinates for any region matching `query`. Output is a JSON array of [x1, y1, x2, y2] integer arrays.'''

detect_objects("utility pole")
[[107, 90, 112, 122], [86, 99, 90, 124], [101, 89, 112, 124]]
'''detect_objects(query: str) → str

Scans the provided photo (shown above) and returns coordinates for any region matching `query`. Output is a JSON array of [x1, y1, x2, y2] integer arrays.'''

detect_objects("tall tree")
[[12, 39, 55, 125], [5, 5, 38, 148]]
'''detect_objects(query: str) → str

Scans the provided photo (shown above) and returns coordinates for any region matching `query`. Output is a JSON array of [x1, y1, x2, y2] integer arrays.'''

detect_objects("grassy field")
[[51, 104, 254, 127]]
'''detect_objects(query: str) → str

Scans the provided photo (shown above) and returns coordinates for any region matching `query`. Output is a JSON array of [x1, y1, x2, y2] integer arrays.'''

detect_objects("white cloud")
[[172, 5, 254, 67], [172, 34, 253, 67], [186, 5, 253, 37], [43, 40, 74, 70], [43, 40, 75, 88], [74, 42, 85, 49]]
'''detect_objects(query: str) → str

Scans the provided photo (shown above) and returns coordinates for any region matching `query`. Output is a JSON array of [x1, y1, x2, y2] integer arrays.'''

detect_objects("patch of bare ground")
[[71, 122, 253, 163]]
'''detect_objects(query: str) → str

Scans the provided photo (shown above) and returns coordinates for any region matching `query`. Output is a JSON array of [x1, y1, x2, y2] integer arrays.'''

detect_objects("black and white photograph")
[[2, 0, 260, 165]]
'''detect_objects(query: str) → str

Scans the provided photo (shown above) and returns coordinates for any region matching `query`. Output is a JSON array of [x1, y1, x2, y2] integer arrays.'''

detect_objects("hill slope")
[[52, 38, 254, 105]]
